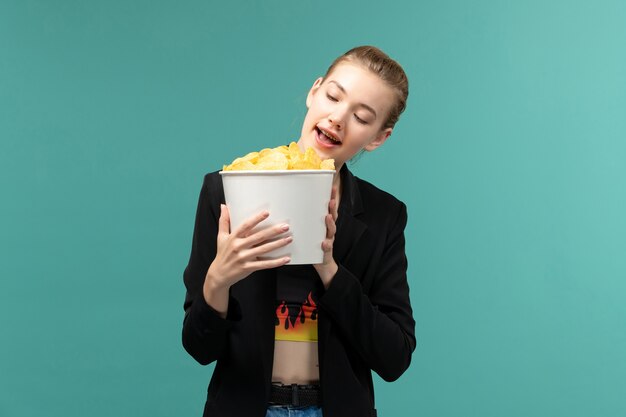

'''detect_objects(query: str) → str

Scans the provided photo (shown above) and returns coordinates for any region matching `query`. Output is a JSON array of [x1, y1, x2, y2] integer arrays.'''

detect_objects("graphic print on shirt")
[[275, 291, 318, 342]]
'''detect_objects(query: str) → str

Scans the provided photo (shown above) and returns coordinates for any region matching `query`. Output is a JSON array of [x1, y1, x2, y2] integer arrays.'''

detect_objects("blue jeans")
[[266, 405, 323, 417]]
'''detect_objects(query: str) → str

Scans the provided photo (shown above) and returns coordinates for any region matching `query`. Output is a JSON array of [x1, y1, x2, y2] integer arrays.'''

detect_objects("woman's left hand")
[[314, 186, 339, 288]]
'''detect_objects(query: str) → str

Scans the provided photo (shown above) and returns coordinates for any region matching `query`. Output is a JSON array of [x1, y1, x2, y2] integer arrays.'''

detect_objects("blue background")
[[2, 0, 625, 415]]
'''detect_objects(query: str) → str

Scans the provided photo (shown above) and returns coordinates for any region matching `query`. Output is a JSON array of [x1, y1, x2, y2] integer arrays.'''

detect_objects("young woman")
[[182, 46, 416, 417]]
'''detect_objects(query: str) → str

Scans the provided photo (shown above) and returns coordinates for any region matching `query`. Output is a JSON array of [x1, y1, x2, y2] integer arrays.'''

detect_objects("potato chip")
[[222, 142, 335, 171], [258, 148, 276, 158], [320, 159, 335, 170], [304, 147, 321, 167], [288, 142, 300, 157], [228, 151, 259, 166], [225, 159, 257, 171], [256, 152, 289, 170]]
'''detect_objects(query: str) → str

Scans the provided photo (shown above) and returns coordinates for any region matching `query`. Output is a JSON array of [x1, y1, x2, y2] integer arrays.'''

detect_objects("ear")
[[364, 127, 393, 152], [305, 77, 324, 108]]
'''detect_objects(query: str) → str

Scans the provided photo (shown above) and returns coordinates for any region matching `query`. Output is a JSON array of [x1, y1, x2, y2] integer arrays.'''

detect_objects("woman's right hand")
[[203, 204, 292, 313]]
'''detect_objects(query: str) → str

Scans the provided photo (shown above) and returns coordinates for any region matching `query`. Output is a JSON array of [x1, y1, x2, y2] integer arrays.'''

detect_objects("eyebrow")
[[328, 80, 378, 118]]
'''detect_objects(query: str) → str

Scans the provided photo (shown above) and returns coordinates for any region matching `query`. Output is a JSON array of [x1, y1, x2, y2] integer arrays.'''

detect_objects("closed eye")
[[354, 114, 368, 124], [326, 94, 338, 102]]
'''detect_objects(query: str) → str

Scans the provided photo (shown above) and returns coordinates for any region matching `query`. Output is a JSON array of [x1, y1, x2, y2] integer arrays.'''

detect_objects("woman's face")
[[298, 62, 396, 169]]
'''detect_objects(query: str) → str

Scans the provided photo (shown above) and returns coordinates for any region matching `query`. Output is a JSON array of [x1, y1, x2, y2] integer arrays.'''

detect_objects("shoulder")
[[349, 172, 408, 232], [353, 173, 406, 213], [199, 170, 225, 199], [193, 170, 225, 212], [202, 170, 223, 190]]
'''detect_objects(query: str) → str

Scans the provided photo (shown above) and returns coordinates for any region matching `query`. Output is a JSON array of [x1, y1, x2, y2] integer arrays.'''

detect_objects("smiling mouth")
[[316, 127, 341, 145]]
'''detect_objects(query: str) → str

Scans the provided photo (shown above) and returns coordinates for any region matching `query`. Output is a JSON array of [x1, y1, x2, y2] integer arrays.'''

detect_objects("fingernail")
[[281, 224, 289, 231]]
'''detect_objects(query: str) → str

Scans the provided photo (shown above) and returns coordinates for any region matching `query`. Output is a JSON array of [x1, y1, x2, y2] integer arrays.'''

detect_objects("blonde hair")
[[323, 45, 409, 129]]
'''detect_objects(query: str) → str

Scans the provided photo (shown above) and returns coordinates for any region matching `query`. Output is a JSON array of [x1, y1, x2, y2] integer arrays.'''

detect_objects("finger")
[[218, 204, 231, 235], [246, 256, 291, 271], [329, 198, 338, 222], [234, 210, 270, 237], [247, 235, 293, 258], [245, 222, 290, 248], [325, 213, 336, 239], [329, 186, 339, 220]]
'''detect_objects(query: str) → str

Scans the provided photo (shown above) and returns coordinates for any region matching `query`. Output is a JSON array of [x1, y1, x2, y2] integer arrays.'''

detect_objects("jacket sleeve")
[[318, 201, 416, 382], [181, 173, 241, 365]]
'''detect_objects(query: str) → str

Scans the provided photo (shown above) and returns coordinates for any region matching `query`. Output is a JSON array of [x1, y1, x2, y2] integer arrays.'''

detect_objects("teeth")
[[321, 129, 339, 143]]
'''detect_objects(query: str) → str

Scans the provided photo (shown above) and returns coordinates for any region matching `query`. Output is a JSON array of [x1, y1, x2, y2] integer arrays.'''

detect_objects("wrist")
[[316, 262, 338, 289], [205, 265, 227, 290], [203, 268, 231, 317]]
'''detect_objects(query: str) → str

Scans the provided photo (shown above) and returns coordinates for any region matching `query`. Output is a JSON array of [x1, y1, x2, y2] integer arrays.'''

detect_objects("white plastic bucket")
[[220, 170, 335, 265]]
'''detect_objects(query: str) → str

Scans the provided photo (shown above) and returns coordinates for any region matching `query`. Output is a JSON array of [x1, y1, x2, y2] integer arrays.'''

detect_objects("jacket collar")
[[339, 164, 364, 216], [333, 165, 367, 261]]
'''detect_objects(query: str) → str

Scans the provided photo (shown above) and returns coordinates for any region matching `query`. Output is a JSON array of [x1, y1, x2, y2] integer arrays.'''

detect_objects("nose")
[[328, 112, 345, 130]]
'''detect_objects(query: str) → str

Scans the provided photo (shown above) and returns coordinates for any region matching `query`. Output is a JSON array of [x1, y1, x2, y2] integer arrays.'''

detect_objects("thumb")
[[218, 204, 231, 235]]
